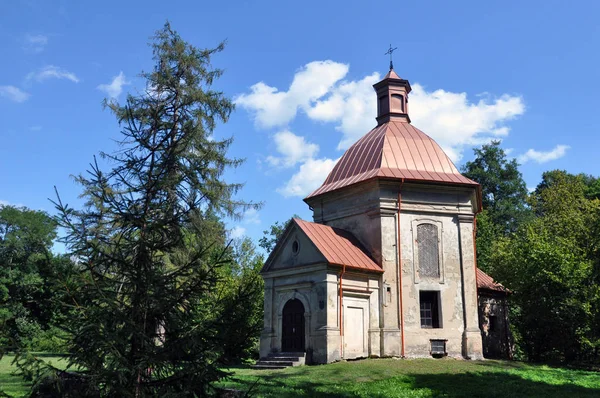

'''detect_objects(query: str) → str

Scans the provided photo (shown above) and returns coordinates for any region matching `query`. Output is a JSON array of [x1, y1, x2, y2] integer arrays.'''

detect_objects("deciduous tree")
[[462, 141, 529, 233], [462, 141, 530, 273], [0, 205, 59, 350], [490, 170, 600, 362]]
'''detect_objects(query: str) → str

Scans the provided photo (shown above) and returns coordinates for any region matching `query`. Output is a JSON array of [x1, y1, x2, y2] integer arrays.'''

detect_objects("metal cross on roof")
[[385, 44, 398, 70]]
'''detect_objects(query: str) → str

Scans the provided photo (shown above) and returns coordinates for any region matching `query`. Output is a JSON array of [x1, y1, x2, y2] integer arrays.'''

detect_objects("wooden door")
[[281, 299, 305, 352]]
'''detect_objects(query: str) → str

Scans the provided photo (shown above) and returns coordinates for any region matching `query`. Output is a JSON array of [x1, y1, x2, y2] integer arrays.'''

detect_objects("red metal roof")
[[477, 268, 508, 293], [305, 120, 478, 199], [293, 218, 383, 273]]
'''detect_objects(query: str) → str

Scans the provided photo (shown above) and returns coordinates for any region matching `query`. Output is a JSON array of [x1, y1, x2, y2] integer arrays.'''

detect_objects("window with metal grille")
[[420, 291, 441, 328], [430, 339, 447, 355], [417, 223, 440, 278]]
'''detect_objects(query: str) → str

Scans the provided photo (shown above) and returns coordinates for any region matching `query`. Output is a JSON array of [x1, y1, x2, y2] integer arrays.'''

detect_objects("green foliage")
[[27, 327, 69, 353], [0, 205, 61, 352], [469, 209, 501, 275], [461, 141, 530, 274], [462, 140, 530, 233], [491, 224, 594, 361], [489, 170, 600, 362], [583, 175, 600, 200], [464, 141, 600, 363], [259, 216, 298, 253], [28, 22, 261, 397], [170, 222, 265, 365]]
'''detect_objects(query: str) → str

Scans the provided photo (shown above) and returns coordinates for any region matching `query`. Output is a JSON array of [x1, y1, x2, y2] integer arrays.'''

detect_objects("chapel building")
[[259, 66, 510, 364]]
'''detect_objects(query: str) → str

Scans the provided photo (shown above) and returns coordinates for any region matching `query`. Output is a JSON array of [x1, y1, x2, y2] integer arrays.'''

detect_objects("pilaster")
[[259, 278, 275, 358], [457, 214, 484, 359]]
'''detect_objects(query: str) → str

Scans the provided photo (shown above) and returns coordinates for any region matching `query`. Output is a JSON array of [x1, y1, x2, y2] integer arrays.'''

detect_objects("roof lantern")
[[304, 50, 480, 205]]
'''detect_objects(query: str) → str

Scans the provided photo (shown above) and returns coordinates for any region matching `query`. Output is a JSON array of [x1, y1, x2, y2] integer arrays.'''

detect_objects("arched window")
[[417, 223, 440, 278]]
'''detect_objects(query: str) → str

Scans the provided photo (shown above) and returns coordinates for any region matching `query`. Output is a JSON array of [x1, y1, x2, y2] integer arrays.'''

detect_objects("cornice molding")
[[457, 214, 475, 223]]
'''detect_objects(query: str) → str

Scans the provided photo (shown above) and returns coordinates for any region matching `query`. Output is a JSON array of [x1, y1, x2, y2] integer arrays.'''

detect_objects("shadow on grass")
[[476, 359, 600, 378], [223, 364, 255, 371], [473, 359, 531, 369], [224, 367, 600, 398], [410, 371, 600, 398]]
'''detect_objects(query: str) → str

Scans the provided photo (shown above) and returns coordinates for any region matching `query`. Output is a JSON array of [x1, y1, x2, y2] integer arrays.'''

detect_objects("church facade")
[[259, 67, 509, 364]]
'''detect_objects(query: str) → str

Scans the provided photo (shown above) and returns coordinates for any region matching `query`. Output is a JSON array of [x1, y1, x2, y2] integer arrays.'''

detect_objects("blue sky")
[[1, 0, 599, 253]]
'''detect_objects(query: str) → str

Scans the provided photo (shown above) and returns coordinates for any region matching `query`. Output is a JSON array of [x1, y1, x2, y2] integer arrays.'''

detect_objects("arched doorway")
[[281, 299, 305, 352]]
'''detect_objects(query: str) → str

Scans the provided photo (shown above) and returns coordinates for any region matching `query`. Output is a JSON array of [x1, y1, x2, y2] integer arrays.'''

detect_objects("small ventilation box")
[[430, 339, 447, 357]]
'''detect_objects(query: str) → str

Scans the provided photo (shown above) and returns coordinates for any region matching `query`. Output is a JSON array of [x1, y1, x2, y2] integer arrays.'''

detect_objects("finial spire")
[[385, 44, 398, 70]]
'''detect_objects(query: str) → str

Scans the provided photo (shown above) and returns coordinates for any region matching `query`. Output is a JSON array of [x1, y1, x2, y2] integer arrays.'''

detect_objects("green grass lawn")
[[218, 358, 600, 398], [0, 354, 67, 397], [2, 356, 599, 397]]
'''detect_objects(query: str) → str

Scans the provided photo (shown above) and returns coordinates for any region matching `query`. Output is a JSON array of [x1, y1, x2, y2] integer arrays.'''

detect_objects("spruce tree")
[[31, 23, 258, 397]]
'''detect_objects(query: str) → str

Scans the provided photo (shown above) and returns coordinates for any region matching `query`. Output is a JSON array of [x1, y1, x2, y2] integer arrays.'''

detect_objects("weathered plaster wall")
[[261, 222, 382, 364], [307, 180, 483, 360], [261, 265, 380, 364], [260, 265, 328, 363], [268, 226, 323, 271], [336, 271, 380, 359], [310, 182, 401, 357], [310, 181, 381, 261]]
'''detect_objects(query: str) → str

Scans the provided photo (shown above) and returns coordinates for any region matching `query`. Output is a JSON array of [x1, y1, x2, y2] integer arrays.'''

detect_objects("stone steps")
[[253, 352, 306, 370]]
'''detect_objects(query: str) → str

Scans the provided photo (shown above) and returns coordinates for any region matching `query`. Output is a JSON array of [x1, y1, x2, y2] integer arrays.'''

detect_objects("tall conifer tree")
[[35, 23, 259, 397]]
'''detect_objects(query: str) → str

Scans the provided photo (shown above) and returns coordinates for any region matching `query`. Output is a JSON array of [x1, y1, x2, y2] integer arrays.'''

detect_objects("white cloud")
[[24, 34, 48, 53], [277, 157, 339, 198], [237, 62, 525, 162], [409, 84, 525, 162], [518, 145, 569, 164], [0, 86, 30, 103], [27, 65, 80, 83], [235, 60, 349, 128], [238, 61, 528, 197], [97, 71, 128, 98], [266, 130, 319, 168], [229, 226, 246, 239], [306, 73, 380, 149], [243, 208, 261, 225], [0, 200, 25, 208]]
